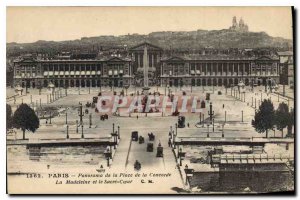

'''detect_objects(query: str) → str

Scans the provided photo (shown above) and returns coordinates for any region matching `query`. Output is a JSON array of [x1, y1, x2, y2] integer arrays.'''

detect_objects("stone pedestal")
[[142, 87, 150, 96]]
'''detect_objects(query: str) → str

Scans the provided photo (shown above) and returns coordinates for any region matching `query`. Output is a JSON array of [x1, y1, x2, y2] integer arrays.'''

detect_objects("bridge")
[[25, 137, 116, 147], [211, 153, 294, 164], [174, 136, 294, 146]]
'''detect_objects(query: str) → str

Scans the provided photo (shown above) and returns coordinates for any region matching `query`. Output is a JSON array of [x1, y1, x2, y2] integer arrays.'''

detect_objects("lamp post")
[[222, 124, 224, 138], [81, 125, 84, 138], [65, 111, 68, 124], [199, 112, 202, 124], [66, 125, 69, 139], [78, 102, 84, 125], [104, 148, 111, 167], [76, 120, 79, 133], [89, 113, 92, 128], [241, 110, 243, 122], [118, 126, 120, 139], [179, 147, 182, 166], [49, 111, 52, 124], [207, 124, 210, 138], [113, 123, 115, 135], [208, 102, 214, 124]]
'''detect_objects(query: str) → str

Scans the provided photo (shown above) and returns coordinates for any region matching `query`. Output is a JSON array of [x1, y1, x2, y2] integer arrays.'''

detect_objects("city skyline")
[[7, 6, 293, 43]]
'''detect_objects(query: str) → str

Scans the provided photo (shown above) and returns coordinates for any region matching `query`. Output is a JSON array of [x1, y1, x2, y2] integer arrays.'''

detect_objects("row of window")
[[162, 70, 278, 76]]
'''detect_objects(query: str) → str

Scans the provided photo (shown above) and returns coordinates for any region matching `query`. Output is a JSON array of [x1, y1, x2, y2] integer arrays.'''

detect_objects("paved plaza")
[[6, 85, 294, 193]]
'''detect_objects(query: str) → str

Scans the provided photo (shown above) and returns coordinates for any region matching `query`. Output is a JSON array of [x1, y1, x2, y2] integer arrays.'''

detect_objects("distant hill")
[[6, 29, 293, 56]]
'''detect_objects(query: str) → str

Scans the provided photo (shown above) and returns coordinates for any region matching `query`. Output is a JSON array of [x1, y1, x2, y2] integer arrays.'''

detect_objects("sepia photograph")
[[5, 6, 295, 194]]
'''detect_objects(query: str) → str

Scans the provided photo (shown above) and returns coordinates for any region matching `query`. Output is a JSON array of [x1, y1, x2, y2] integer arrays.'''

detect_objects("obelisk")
[[142, 45, 150, 95]]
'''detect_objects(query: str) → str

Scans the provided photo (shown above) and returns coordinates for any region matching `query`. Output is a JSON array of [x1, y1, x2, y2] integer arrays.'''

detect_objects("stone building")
[[13, 42, 280, 88], [160, 54, 279, 87], [13, 54, 133, 88], [278, 51, 294, 89]]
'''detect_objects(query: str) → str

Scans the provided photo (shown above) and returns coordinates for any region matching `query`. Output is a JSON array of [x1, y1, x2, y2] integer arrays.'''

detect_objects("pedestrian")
[[187, 123, 190, 128], [223, 104, 225, 109], [168, 138, 171, 147], [137, 115, 138, 120]]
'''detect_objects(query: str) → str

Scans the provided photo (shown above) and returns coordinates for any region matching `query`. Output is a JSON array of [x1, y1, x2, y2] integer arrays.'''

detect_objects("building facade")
[[13, 42, 280, 88], [278, 51, 294, 89], [160, 55, 279, 87], [13, 55, 133, 88]]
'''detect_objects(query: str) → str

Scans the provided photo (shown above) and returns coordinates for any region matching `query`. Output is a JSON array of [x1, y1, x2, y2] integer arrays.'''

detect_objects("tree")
[[12, 103, 39, 140], [6, 104, 13, 132], [287, 108, 294, 137], [252, 99, 275, 138], [275, 102, 290, 138]]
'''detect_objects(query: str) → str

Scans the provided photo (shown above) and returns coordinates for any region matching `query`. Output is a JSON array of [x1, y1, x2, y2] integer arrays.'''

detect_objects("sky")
[[6, 6, 293, 43]]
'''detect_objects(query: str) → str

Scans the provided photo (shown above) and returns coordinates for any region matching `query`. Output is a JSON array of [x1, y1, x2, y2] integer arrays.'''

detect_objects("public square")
[[6, 84, 294, 193]]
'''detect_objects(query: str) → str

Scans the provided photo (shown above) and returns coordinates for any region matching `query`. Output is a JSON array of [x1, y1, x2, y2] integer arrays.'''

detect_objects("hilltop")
[[7, 29, 292, 56]]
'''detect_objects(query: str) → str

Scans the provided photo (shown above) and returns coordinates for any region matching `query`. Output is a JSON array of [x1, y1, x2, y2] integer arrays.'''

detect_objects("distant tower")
[[239, 18, 244, 26], [229, 16, 248, 32], [238, 17, 249, 32], [230, 16, 238, 30], [232, 16, 238, 28]]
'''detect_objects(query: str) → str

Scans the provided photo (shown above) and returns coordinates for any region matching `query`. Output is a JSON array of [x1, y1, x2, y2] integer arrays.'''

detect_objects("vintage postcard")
[[6, 6, 294, 194]]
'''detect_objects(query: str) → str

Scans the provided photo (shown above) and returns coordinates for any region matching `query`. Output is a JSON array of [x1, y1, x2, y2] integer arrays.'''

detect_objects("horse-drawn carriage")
[[156, 143, 163, 157], [147, 143, 154, 152], [131, 131, 139, 141], [139, 136, 145, 144], [134, 160, 141, 170], [148, 133, 155, 141]]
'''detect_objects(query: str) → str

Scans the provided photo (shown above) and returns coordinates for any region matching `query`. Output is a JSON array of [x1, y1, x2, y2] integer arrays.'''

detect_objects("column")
[[222, 63, 224, 76], [237, 63, 240, 76], [260, 64, 262, 76], [152, 54, 154, 68], [137, 53, 140, 68], [31, 65, 33, 78], [205, 63, 208, 76], [172, 65, 174, 76], [243, 63, 245, 76], [227, 63, 229, 76]]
